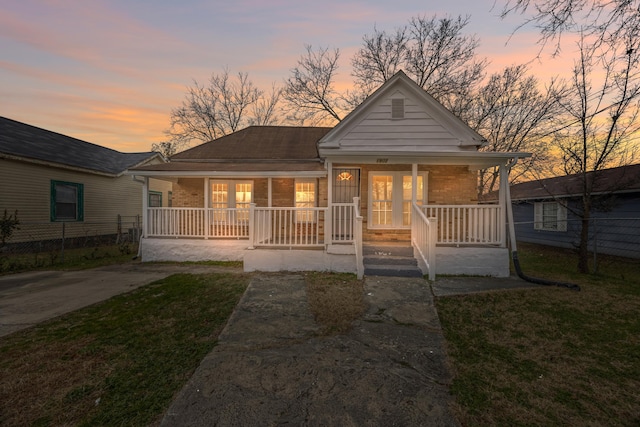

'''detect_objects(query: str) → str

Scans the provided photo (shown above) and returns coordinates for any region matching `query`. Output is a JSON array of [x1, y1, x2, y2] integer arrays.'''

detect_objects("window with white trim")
[[534, 202, 567, 231], [295, 179, 317, 222], [210, 180, 253, 221]]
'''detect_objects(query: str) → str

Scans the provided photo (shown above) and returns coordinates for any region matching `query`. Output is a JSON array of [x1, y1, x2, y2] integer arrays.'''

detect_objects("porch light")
[[336, 171, 353, 181]]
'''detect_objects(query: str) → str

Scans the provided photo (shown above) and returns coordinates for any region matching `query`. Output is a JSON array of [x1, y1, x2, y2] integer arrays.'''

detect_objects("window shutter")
[[77, 183, 84, 221], [534, 202, 542, 230], [557, 203, 567, 232]]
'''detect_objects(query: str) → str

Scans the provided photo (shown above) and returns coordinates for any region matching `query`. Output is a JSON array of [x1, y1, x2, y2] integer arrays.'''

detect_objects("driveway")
[[0, 262, 237, 337]]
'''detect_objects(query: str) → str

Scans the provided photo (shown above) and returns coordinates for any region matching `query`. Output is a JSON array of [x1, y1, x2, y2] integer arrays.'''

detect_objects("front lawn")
[[436, 243, 640, 426], [0, 272, 249, 426]]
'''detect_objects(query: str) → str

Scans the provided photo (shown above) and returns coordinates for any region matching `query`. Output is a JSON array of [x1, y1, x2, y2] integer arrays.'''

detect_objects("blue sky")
[[0, 0, 567, 152]]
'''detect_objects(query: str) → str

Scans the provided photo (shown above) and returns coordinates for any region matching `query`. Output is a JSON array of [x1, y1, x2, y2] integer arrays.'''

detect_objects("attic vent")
[[376, 158, 388, 163], [391, 98, 405, 119]]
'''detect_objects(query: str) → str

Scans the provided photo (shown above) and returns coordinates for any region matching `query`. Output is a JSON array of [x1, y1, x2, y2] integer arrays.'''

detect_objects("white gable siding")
[[331, 89, 466, 153]]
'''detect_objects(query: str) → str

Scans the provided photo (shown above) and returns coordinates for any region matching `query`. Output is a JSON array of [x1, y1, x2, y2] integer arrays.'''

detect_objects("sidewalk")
[[161, 274, 460, 427]]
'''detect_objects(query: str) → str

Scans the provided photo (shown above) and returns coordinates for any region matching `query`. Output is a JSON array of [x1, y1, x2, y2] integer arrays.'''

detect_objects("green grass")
[[436, 243, 640, 426], [0, 272, 249, 426], [0, 244, 139, 274]]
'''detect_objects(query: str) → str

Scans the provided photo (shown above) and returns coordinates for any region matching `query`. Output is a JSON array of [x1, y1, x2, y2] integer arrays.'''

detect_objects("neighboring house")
[[128, 71, 529, 278], [505, 164, 640, 259], [0, 116, 169, 244]]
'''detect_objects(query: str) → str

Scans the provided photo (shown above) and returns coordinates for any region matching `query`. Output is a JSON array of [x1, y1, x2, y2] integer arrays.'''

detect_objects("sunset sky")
[[1, 0, 576, 153]]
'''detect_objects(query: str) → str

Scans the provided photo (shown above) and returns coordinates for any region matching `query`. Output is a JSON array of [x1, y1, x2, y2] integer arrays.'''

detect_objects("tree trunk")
[[577, 200, 591, 273]]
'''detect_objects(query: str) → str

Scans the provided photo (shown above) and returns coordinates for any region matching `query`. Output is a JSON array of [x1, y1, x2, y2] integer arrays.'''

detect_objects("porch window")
[[210, 180, 253, 221], [295, 179, 316, 222], [50, 180, 83, 222], [534, 202, 567, 232], [371, 175, 393, 226]]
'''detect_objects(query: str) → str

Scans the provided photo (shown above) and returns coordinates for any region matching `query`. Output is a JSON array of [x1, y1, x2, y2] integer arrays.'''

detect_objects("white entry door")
[[369, 172, 425, 229]]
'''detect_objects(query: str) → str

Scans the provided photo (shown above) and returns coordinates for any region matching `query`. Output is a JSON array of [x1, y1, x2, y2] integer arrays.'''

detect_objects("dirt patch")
[[304, 271, 365, 335]]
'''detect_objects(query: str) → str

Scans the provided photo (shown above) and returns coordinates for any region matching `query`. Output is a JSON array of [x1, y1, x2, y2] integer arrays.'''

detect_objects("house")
[[128, 71, 529, 279], [0, 117, 170, 246], [505, 164, 640, 259]]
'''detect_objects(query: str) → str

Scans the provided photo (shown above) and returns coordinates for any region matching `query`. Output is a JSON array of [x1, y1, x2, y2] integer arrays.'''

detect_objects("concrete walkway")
[[161, 274, 460, 427]]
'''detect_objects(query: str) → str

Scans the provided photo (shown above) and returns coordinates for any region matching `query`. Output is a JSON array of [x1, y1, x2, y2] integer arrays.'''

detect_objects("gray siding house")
[[506, 164, 640, 259]]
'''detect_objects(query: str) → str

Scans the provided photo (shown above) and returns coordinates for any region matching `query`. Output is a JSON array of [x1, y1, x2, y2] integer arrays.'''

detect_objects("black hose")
[[512, 251, 581, 291]]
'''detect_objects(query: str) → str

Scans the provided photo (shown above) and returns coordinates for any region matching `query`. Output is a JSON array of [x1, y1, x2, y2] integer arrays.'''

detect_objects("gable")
[[318, 71, 486, 157]]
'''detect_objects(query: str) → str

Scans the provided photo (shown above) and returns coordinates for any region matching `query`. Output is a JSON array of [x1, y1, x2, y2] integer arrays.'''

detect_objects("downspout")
[[504, 160, 581, 291]]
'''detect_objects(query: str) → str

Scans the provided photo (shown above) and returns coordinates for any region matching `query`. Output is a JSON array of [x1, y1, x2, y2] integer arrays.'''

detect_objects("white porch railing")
[[251, 206, 326, 247], [147, 208, 250, 238], [411, 203, 436, 281], [421, 205, 503, 245], [147, 208, 206, 238], [332, 203, 356, 243]]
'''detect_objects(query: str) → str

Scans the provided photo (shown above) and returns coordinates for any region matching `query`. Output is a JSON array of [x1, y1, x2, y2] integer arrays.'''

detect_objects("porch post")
[[411, 163, 418, 204], [499, 163, 508, 247], [326, 160, 333, 246], [268, 177, 272, 207], [204, 177, 210, 239], [248, 202, 256, 249]]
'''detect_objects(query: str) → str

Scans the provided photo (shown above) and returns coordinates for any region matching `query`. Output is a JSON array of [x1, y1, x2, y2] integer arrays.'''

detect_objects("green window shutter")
[[77, 183, 84, 221], [50, 180, 56, 222]]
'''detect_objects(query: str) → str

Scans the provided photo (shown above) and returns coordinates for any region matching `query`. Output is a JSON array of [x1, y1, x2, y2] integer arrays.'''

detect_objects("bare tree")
[[351, 14, 487, 116], [282, 45, 349, 125], [472, 65, 566, 195], [249, 83, 282, 126], [351, 26, 408, 95], [500, 0, 640, 53], [550, 33, 640, 273], [157, 69, 280, 154]]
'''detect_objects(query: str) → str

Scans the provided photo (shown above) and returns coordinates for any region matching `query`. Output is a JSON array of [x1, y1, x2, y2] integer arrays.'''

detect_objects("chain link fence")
[[515, 217, 640, 270], [0, 215, 142, 273]]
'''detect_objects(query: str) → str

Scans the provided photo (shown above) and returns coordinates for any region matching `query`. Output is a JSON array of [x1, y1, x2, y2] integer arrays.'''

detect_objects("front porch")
[[140, 202, 510, 279]]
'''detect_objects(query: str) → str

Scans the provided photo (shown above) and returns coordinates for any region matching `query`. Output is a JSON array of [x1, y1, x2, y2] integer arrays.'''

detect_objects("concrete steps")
[[363, 243, 424, 278]]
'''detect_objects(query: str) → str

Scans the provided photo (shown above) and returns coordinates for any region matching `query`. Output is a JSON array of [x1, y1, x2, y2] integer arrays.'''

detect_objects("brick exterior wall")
[[173, 178, 204, 208], [333, 164, 478, 241]]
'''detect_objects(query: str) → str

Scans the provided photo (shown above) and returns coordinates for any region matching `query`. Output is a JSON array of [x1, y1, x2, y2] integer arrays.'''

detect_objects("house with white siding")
[[128, 71, 529, 279], [0, 117, 169, 245]]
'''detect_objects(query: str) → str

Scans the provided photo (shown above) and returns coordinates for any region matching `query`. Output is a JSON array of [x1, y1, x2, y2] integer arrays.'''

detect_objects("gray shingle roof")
[[170, 126, 331, 161], [0, 116, 160, 175], [481, 164, 640, 202], [130, 126, 331, 174]]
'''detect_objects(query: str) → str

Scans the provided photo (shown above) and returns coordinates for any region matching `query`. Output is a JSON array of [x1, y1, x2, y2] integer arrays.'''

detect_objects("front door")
[[332, 168, 361, 238], [369, 172, 425, 229]]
